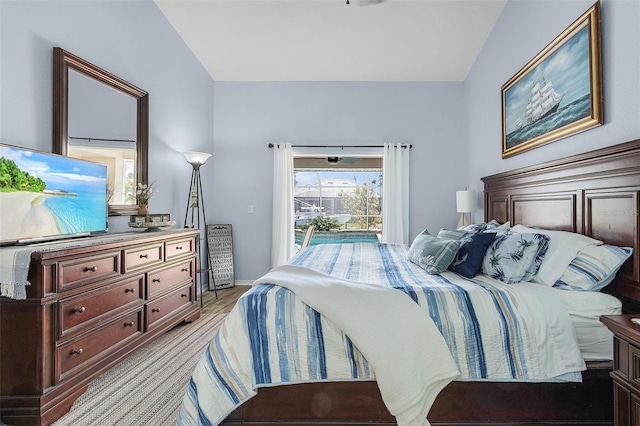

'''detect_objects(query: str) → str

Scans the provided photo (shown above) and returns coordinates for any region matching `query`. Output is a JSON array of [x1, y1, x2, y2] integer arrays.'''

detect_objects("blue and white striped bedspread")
[[178, 243, 585, 425]]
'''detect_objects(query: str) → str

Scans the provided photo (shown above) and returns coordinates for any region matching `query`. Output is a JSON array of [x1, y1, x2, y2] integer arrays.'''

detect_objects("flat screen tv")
[[0, 143, 108, 245]]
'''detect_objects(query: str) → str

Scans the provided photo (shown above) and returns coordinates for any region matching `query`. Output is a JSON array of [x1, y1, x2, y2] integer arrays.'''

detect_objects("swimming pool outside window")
[[293, 156, 382, 246]]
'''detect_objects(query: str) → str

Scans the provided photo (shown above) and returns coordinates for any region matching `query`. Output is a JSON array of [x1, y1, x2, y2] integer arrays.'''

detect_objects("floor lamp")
[[456, 189, 477, 229], [183, 151, 218, 304]]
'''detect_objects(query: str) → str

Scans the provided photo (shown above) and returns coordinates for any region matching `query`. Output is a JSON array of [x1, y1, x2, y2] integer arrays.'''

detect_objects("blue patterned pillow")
[[458, 222, 487, 233], [482, 232, 549, 283], [485, 220, 510, 232], [521, 234, 550, 282], [459, 220, 510, 233], [554, 244, 633, 291], [449, 231, 497, 278], [407, 230, 462, 274], [437, 228, 468, 240]]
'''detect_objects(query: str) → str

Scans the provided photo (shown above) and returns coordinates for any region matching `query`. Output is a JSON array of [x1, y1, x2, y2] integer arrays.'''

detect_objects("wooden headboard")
[[482, 139, 640, 313]]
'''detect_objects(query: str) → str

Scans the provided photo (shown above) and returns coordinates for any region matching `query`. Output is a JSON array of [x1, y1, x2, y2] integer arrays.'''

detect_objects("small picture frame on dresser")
[[130, 215, 148, 224], [130, 213, 170, 223]]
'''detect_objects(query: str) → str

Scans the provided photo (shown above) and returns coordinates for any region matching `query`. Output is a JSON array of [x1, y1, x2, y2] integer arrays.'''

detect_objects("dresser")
[[601, 315, 640, 426], [0, 230, 200, 425]]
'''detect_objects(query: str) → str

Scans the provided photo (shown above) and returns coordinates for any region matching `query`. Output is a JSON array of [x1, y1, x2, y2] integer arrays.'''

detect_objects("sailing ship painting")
[[502, 2, 603, 158], [525, 76, 563, 125]]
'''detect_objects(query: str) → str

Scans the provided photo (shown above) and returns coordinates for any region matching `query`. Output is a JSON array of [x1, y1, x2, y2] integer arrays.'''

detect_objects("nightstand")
[[601, 314, 640, 426]]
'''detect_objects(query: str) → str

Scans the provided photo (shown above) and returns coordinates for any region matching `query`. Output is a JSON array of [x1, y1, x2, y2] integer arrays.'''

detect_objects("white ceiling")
[[154, 0, 506, 82]]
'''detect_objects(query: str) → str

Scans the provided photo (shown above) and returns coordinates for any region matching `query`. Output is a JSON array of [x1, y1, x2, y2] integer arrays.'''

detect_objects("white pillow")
[[510, 224, 602, 286], [554, 244, 633, 291], [555, 288, 622, 319]]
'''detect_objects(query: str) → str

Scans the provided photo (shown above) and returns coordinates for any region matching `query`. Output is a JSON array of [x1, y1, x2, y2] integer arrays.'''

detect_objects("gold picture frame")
[[501, 2, 602, 158]]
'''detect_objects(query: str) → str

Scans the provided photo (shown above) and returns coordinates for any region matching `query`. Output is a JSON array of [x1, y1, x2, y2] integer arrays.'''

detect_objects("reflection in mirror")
[[53, 47, 148, 216], [68, 69, 137, 205]]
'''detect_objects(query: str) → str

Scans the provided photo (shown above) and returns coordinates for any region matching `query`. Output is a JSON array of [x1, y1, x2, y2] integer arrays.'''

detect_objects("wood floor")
[[200, 285, 250, 315]]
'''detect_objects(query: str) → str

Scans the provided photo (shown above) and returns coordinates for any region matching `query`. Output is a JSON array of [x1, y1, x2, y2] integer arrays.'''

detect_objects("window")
[[293, 156, 382, 231]]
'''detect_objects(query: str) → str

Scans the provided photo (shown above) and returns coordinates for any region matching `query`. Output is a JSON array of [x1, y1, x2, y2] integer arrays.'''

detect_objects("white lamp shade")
[[183, 151, 211, 165], [456, 190, 477, 213]]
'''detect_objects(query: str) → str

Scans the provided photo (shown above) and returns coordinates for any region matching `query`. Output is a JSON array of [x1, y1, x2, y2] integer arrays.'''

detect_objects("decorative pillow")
[[449, 231, 497, 278], [485, 220, 511, 232], [482, 231, 549, 284], [510, 224, 603, 286], [437, 228, 468, 240], [407, 230, 462, 274], [458, 222, 487, 233], [459, 220, 510, 234], [521, 233, 550, 282], [554, 244, 633, 291]]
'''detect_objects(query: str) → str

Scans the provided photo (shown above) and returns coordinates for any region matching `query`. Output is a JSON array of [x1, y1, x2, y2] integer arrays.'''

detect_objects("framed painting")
[[501, 1, 602, 158]]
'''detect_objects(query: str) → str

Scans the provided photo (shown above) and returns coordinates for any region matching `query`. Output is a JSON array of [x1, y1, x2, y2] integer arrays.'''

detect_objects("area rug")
[[52, 312, 227, 426]]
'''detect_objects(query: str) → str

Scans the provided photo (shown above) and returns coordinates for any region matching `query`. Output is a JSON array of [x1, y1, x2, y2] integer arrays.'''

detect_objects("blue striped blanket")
[[178, 243, 585, 425]]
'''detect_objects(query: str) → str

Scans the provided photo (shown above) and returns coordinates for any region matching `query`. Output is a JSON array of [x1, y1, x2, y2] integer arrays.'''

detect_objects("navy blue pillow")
[[449, 232, 496, 278]]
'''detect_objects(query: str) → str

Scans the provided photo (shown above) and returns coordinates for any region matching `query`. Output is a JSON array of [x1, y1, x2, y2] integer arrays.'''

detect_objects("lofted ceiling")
[[154, 0, 506, 82]]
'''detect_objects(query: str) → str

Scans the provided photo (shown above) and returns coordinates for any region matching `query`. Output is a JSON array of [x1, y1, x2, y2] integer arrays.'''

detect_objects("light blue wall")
[[0, 0, 214, 233], [464, 0, 640, 221], [211, 82, 467, 280], [2, 0, 638, 282]]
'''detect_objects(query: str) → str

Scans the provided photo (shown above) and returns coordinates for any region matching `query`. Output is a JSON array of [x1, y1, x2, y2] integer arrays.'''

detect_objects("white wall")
[[0, 0, 215, 232], [212, 82, 467, 280], [464, 0, 640, 221]]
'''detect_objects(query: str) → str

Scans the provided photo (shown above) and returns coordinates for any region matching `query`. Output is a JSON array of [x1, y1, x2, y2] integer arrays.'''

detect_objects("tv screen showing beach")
[[0, 144, 108, 244]]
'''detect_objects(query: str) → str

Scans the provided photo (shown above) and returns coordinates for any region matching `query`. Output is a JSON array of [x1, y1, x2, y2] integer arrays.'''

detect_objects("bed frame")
[[223, 139, 640, 425]]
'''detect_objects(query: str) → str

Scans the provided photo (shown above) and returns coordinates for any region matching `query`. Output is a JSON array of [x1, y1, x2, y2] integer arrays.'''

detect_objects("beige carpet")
[[50, 312, 227, 426]]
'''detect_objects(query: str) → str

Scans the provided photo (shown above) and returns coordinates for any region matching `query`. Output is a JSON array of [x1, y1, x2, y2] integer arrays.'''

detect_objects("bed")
[[180, 138, 640, 426]]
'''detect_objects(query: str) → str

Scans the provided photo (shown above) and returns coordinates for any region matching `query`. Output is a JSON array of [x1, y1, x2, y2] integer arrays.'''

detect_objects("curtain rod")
[[69, 136, 136, 143], [267, 143, 412, 149]]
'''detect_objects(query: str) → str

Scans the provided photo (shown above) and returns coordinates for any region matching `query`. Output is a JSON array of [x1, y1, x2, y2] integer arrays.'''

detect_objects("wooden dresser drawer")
[[58, 275, 144, 337], [57, 309, 143, 379], [0, 230, 200, 426], [123, 242, 164, 272], [614, 336, 630, 378], [166, 237, 195, 261], [147, 260, 193, 299], [629, 343, 640, 391], [57, 251, 121, 292], [146, 284, 193, 330]]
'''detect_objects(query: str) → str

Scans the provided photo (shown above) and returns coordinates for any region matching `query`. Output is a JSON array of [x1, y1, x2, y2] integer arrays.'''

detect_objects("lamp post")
[[183, 151, 217, 303]]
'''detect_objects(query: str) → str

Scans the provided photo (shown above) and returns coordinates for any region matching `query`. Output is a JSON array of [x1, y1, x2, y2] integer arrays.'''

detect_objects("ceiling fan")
[[345, 0, 386, 6], [327, 156, 358, 164]]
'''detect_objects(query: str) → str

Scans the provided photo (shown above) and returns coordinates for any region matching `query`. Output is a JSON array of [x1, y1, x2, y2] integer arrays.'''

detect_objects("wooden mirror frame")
[[52, 47, 149, 216]]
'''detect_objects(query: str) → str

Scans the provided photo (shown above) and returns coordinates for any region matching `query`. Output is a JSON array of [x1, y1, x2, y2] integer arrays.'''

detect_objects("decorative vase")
[[138, 204, 149, 216]]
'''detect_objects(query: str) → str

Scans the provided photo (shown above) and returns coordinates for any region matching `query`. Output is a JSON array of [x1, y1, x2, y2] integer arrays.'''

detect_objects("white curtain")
[[382, 143, 410, 244], [271, 143, 296, 267]]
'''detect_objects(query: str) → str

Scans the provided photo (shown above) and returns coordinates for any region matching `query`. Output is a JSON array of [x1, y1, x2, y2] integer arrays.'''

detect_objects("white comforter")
[[178, 243, 586, 426], [256, 264, 460, 426]]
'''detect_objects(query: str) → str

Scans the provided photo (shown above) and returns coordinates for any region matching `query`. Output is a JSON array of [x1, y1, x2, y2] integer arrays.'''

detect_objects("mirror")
[[53, 47, 148, 216]]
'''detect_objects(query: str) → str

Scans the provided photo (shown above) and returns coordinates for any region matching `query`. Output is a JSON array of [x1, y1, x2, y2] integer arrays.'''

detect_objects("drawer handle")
[[176, 246, 183, 250], [84, 266, 98, 272], [181, 268, 188, 272], [152, 308, 160, 313], [139, 254, 148, 259], [71, 348, 84, 355], [181, 294, 188, 298], [74, 306, 86, 313], [124, 321, 135, 327], [125, 288, 135, 293], [152, 278, 161, 283]]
